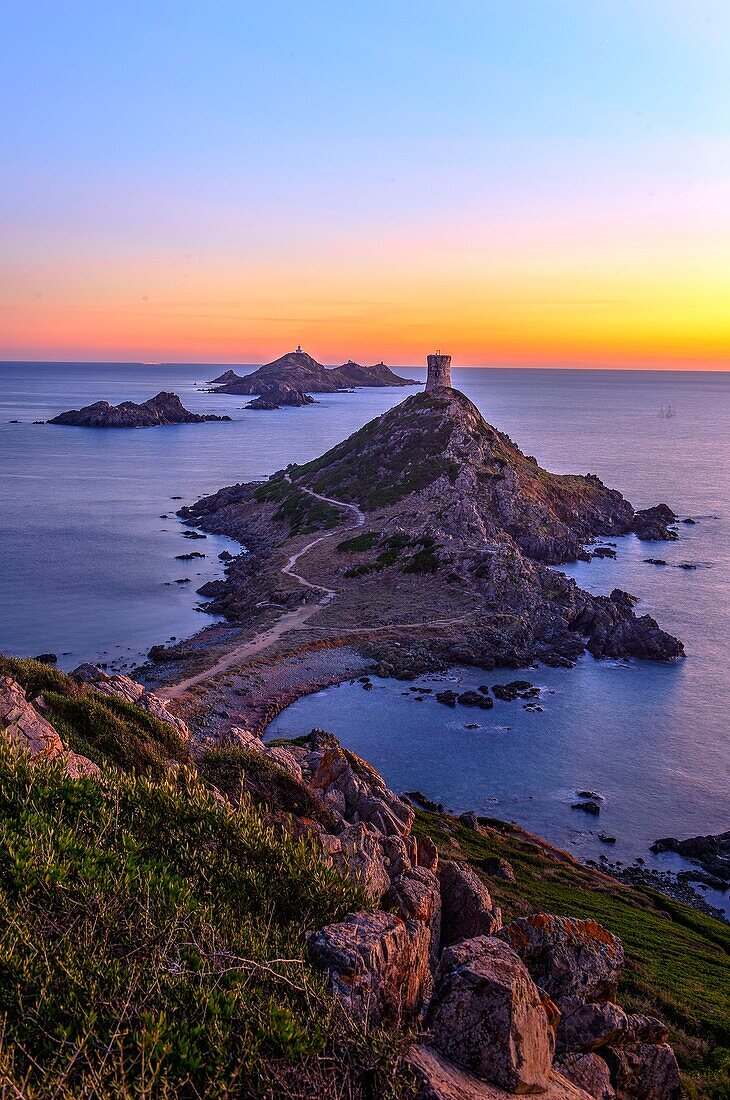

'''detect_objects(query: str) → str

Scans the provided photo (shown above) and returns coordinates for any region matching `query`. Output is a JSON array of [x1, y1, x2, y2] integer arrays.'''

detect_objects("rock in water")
[[246, 381, 316, 409], [49, 391, 231, 428]]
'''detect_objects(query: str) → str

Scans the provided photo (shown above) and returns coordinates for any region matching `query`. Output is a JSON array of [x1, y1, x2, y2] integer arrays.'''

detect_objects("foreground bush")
[[0, 747, 405, 1099]]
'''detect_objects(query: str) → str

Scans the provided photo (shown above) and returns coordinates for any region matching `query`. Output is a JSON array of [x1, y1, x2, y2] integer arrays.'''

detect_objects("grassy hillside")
[[0, 747, 408, 1099], [1, 657, 189, 777], [412, 810, 730, 1099]]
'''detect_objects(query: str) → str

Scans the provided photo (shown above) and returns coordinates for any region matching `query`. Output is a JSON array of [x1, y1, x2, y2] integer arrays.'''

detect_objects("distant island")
[[207, 347, 419, 403], [48, 391, 232, 428]]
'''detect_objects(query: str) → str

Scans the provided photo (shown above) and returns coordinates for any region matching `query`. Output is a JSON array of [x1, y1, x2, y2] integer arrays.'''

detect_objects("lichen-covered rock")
[[438, 860, 501, 947], [498, 914, 624, 1006], [405, 1045, 594, 1099], [555, 1053, 615, 1100], [310, 743, 414, 836], [308, 909, 430, 1023], [426, 936, 554, 1092], [603, 1044, 681, 1100], [325, 822, 391, 901]]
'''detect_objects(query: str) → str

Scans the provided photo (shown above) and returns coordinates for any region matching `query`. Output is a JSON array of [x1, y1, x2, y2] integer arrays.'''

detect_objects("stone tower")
[[425, 351, 452, 393]]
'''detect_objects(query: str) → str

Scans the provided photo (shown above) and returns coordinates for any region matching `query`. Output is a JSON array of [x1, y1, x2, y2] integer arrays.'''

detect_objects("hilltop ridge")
[[291, 387, 657, 563]]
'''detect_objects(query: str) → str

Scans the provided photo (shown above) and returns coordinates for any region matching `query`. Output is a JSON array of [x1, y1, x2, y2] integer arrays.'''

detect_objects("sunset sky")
[[1, 1, 729, 368]]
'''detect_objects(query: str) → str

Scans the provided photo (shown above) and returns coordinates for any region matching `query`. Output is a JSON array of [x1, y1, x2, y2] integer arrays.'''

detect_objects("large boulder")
[[554, 1053, 615, 1100], [498, 915, 624, 1006], [308, 909, 430, 1023], [426, 936, 554, 1092], [559, 1003, 668, 1053], [603, 1044, 680, 1100], [309, 743, 414, 836], [405, 1045, 594, 1100], [438, 860, 501, 947]]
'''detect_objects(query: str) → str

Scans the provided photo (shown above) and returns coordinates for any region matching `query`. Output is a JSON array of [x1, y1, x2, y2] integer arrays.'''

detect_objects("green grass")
[[1, 658, 189, 777], [198, 744, 335, 827], [337, 531, 380, 553], [413, 810, 730, 1099], [0, 746, 410, 1099], [253, 478, 342, 537]]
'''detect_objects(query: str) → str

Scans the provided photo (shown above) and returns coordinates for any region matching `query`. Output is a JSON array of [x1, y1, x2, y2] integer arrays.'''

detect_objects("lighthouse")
[[425, 350, 452, 393]]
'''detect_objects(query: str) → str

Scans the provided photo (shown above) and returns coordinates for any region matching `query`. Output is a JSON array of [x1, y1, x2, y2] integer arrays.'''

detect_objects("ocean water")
[[2, 362, 728, 907]]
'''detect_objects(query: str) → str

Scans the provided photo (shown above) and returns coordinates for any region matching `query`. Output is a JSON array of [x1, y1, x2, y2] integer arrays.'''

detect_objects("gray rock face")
[[426, 936, 554, 1092], [438, 860, 502, 947], [308, 909, 430, 1023], [603, 1044, 681, 1100], [555, 1053, 615, 1100], [498, 914, 624, 1007], [309, 743, 414, 836]]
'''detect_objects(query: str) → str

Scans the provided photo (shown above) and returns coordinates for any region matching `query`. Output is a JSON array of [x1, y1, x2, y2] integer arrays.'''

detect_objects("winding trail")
[[159, 477, 470, 702], [159, 478, 366, 700]]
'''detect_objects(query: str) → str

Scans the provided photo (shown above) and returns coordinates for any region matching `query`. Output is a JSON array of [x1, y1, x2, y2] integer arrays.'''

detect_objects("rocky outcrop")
[[49, 391, 231, 428], [71, 664, 190, 742], [630, 506, 677, 542], [256, 737, 680, 1100], [651, 831, 730, 887], [309, 743, 414, 836], [438, 860, 502, 946], [498, 915, 624, 1007], [308, 909, 431, 1023], [426, 936, 554, 1091], [210, 348, 417, 395], [0, 674, 99, 777]]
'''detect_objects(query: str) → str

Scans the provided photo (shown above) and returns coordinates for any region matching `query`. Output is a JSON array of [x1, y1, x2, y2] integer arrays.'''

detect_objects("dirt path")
[[158, 478, 471, 702], [159, 479, 365, 700]]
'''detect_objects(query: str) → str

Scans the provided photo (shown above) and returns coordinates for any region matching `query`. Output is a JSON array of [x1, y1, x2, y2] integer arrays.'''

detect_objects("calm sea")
[[2, 362, 728, 908]]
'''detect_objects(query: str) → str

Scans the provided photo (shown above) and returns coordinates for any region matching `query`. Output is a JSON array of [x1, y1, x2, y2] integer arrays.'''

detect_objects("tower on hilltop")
[[425, 350, 452, 393]]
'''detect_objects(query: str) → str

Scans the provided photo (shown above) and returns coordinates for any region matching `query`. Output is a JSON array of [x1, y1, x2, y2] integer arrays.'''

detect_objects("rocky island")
[[142, 354, 682, 744], [208, 346, 419, 395], [48, 390, 232, 428]]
